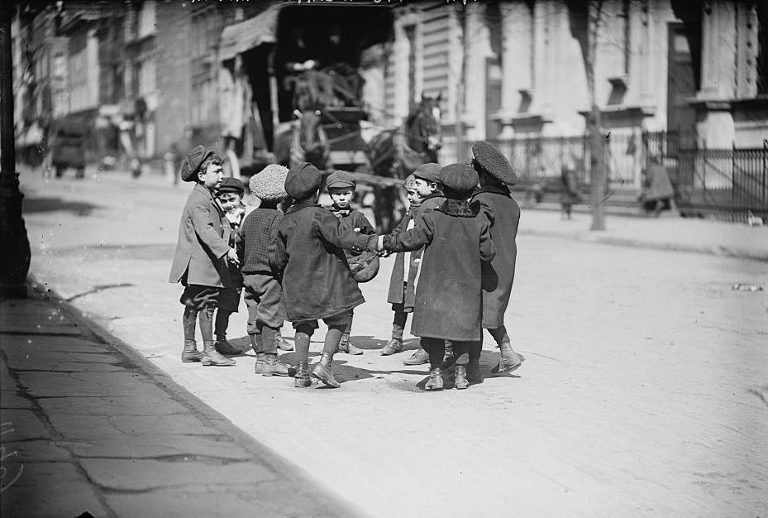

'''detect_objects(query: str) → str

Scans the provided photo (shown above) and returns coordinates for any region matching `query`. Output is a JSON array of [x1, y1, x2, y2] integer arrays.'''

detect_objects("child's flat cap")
[[181, 145, 214, 182], [412, 162, 441, 184], [218, 177, 244, 195], [471, 141, 517, 185], [285, 162, 323, 200], [249, 164, 288, 202], [440, 163, 479, 196], [326, 170, 356, 190]]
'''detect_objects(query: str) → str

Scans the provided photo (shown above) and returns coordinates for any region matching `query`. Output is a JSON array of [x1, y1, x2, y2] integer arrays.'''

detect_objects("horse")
[[364, 93, 442, 232]]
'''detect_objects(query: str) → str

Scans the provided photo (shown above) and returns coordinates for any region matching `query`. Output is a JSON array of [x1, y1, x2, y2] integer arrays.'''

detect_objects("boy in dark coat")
[[238, 164, 293, 377], [470, 141, 526, 378], [272, 163, 378, 388], [213, 176, 246, 356], [169, 145, 239, 367], [325, 170, 377, 356], [397, 163, 448, 365], [381, 174, 423, 355], [380, 163, 496, 390]]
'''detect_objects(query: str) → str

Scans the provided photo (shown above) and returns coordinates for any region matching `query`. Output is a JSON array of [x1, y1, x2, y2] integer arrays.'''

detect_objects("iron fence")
[[446, 131, 767, 221]]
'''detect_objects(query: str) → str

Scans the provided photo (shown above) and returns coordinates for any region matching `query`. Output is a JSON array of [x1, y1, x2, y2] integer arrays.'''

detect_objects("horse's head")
[[406, 92, 442, 160]]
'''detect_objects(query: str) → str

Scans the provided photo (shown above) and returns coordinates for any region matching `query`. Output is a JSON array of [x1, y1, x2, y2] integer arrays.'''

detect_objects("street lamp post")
[[0, 5, 31, 298]]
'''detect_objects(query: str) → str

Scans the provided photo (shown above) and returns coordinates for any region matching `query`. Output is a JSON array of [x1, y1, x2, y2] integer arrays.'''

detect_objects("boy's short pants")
[[242, 273, 285, 334], [179, 285, 220, 311], [292, 310, 353, 331], [217, 287, 242, 313]]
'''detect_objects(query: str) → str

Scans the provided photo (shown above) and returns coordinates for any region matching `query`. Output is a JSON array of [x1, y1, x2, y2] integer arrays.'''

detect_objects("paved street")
[[7, 169, 768, 516]]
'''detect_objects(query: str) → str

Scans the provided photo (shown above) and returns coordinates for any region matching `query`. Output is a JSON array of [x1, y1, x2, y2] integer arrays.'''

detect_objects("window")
[[138, 1, 157, 39]]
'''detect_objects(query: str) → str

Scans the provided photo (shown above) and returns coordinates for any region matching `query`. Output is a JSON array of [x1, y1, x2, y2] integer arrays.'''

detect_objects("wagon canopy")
[[219, 4, 281, 62]]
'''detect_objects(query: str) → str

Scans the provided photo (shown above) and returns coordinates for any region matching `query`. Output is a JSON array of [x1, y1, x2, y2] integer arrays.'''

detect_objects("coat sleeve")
[[267, 213, 283, 274], [314, 210, 378, 252], [479, 219, 496, 262], [190, 203, 231, 258], [235, 224, 245, 263], [384, 211, 434, 252]]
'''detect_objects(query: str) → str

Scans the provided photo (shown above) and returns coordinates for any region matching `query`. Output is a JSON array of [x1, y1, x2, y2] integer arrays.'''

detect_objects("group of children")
[[169, 141, 525, 390]]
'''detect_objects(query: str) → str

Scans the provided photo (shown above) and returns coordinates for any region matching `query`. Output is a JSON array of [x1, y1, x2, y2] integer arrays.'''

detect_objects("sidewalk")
[[0, 286, 355, 518]]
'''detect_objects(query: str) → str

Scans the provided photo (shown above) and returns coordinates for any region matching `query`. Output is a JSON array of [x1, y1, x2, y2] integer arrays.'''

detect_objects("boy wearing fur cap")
[[169, 145, 240, 367], [325, 170, 376, 355], [380, 163, 496, 390], [237, 165, 293, 377], [272, 162, 379, 388], [212, 177, 246, 356], [397, 162, 447, 365], [380, 174, 423, 356], [470, 141, 526, 378]]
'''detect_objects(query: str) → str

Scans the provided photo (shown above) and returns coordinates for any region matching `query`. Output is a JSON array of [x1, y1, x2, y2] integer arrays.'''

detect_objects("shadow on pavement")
[[24, 196, 100, 216]]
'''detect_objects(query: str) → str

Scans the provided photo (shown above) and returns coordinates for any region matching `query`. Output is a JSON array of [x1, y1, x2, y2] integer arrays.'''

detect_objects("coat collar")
[[472, 184, 511, 199], [195, 183, 224, 215], [285, 198, 319, 214], [436, 199, 477, 218], [422, 192, 444, 202]]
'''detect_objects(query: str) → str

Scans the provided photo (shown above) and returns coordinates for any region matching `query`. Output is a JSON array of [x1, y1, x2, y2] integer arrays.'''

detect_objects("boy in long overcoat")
[[325, 170, 377, 356], [381, 163, 496, 390], [169, 146, 240, 367], [272, 163, 378, 388], [381, 174, 422, 355], [395, 163, 448, 365], [470, 141, 526, 378]]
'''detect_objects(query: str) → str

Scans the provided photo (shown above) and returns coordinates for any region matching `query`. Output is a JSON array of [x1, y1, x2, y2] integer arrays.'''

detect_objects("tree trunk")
[[585, 0, 606, 231]]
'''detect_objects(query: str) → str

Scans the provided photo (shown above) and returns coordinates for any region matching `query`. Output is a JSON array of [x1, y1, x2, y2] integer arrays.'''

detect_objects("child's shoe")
[[253, 353, 266, 374], [277, 333, 294, 351], [403, 347, 429, 365], [311, 353, 341, 388], [338, 333, 363, 355], [262, 354, 293, 377], [454, 365, 469, 390], [201, 340, 236, 366], [181, 340, 203, 363], [294, 361, 312, 388], [424, 367, 443, 390], [466, 359, 482, 384], [496, 342, 525, 374], [214, 335, 240, 356], [381, 338, 402, 356]]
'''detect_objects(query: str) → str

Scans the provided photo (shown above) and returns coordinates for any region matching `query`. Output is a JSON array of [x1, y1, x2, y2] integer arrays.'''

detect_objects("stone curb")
[[518, 227, 768, 263], [23, 275, 362, 518]]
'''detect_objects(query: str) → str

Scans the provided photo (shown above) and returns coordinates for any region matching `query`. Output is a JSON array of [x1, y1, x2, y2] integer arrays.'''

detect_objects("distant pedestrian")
[[272, 163, 378, 388], [169, 145, 239, 367], [238, 165, 293, 377], [212, 177, 246, 356], [640, 158, 674, 217], [560, 158, 581, 219], [380, 163, 496, 391], [325, 170, 378, 356], [380, 174, 423, 356], [396, 163, 449, 366], [470, 141, 526, 378]]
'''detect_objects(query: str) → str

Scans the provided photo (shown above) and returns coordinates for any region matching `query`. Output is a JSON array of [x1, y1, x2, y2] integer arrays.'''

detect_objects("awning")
[[219, 4, 281, 61]]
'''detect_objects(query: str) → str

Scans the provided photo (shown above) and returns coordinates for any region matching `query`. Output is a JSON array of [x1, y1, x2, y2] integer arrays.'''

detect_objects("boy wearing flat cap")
[[169, 145, 240, 367], [470, 141, 525, 378], [325, 170, 377, 356], [212, 176, 246, 357], [237, 164, 293, 377], [380, 163, 496, 390], [396, 162, 447, 365], [272, 162, 379, 388]]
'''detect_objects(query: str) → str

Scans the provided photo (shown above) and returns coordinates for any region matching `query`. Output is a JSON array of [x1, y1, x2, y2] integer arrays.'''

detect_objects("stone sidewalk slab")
[[0, 293, 357, 518]]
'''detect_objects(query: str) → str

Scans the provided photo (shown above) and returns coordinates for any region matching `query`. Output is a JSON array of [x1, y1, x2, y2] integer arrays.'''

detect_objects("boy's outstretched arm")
[[383, 212, 434, 253], [314, 210, 378, 252]]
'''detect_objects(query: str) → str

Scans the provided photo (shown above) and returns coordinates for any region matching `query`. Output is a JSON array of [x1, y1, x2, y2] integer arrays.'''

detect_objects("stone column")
[[693, 0, 737, 148], [495, 2, 534, 138], [463, 3, 492, 140]]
